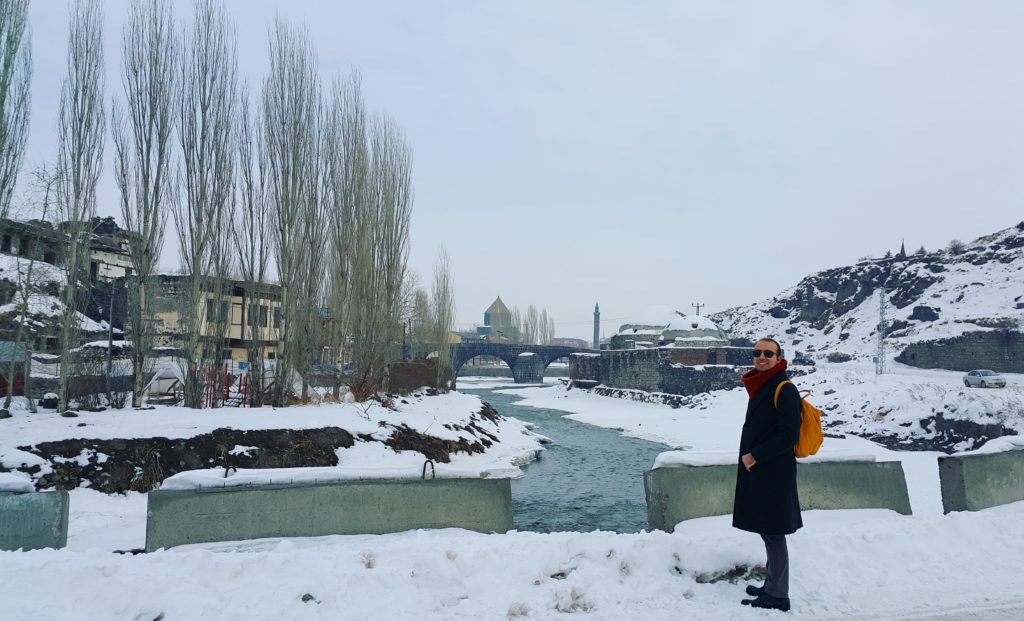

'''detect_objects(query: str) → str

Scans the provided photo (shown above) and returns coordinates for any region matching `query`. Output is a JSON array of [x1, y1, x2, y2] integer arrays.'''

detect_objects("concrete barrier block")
[[939, 450, 1024, 513], [0, 491, 70, 551], [798, 461, 912, 515], [645, 460, 912, 532], [146, 477, 512, 551]]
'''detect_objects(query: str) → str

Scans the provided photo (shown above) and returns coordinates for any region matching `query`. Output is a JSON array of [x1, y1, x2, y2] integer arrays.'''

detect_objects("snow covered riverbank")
[[2, 373, 1024, 619]]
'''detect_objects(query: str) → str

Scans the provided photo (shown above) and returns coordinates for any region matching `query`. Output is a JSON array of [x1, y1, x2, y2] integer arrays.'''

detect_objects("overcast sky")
[[22, 1, 1024, 340]]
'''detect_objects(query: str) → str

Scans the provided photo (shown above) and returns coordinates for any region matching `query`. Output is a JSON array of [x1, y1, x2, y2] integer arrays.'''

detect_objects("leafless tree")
[[56, 0, 105, 412], [262, 17, 320, 406], [235, 87, 271, 406], [4, 164, 58, 412], [430, 248, 454, 390], [407, 284, 431, 359], [113, 0, 177, 408], [524, 305, 539, 345], [0, 0, 31, 221], [332, 100, 413, 400], [322, 72, 361, 398], [509, 305, 522, 344], [174, 0, 237, 408]]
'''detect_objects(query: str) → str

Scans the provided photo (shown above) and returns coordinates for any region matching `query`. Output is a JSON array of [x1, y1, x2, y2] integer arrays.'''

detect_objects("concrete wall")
[[146, 477, 513, 551], [0, 491, 70, 551], [896, 330, 1024, 373], [938, 450, 1024, 513], [644, 461, 912, 532]]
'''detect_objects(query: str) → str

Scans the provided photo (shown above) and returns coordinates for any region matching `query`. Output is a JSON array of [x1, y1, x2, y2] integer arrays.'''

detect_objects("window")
[[267, 351, 276, 360], [231, 303, 242, 326], [273, 308, 281, 328], [206, 299, 216, 323], [259, 305, 269, 328], [90, 261, 99, 282], [1, 235, 10, 252], [43, 250, 56, 264]]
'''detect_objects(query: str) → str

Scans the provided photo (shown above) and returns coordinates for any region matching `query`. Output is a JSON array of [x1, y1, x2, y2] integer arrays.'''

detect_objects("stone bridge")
[[451, 343, 589, 383]]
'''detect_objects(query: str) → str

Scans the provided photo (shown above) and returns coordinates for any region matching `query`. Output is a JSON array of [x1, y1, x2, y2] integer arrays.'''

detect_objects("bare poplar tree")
[[340, 112, 413, 401], [113, 0, 177, 408], [174, 0, 237, 408], [524, 305, 539, 344], [510, 305, 522, 344], [323, 72, 363, 398], [262, 17, 320, 406], [235, 87, 270, 406], [56, 0, 105, 413], [408, 285, 431, 359], [0, 0, 31, 221], [430, 248, 454, 390]]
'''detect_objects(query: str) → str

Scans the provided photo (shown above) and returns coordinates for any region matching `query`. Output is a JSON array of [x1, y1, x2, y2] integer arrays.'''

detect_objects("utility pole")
[[876, 287, 888, 375], [692, 302, 704, 316]]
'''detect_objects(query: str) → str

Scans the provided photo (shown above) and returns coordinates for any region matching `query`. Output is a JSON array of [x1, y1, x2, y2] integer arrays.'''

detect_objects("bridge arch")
[[450, 343, 589, 383]]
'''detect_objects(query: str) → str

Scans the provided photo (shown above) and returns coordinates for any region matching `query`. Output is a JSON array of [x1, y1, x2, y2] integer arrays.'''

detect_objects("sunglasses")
[[752, 349, 778, 359]]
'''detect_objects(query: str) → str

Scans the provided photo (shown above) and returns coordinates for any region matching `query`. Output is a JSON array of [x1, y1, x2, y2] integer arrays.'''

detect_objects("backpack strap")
[[773, 379, 793, 408]]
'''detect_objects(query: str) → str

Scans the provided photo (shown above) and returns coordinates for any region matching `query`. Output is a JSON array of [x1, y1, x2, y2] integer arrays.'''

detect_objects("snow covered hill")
[[712, 221, 1024, 360]]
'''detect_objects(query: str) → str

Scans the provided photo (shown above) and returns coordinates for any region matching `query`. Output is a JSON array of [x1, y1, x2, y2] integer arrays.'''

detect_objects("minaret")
[[593, 303, 600, 349]]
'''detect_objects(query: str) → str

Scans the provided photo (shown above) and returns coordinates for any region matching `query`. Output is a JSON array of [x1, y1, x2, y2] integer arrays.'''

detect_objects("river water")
[[461, 385, 671, 533]]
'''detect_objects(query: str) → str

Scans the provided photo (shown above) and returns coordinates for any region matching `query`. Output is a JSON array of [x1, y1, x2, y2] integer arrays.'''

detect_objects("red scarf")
[[740, 358, 788, 399]]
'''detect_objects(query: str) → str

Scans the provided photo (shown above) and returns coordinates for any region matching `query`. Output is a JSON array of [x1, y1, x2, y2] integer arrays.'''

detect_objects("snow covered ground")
[[2, 371, 1024, 619]]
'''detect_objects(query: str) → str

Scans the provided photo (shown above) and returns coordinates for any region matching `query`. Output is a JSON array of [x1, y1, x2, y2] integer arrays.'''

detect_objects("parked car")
[[963, 370, 1006, 388], [792, 356, 816, 366]]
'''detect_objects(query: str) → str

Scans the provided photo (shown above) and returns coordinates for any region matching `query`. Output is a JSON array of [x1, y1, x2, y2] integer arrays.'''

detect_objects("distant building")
[[0, 216, 133, 284], [150, 275, 282, 364], [611, 305, 729, 350], [477, 296, 514, 342], [552, 337, 589, 349]]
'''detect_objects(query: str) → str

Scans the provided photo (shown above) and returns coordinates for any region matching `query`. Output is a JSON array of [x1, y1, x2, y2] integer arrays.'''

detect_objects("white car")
[[963, 370, 1006, 388]]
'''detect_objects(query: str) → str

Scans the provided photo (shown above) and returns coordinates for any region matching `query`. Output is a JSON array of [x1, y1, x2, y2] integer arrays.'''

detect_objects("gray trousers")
[[760, 534, 789, 598]]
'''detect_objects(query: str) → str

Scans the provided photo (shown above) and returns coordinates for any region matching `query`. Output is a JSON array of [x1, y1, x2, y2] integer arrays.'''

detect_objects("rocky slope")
[[713, 221, 1024, 359]]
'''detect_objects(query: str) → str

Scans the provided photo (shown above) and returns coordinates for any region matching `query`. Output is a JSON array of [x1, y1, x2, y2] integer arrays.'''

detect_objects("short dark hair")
[[755, 337, 784, 358]]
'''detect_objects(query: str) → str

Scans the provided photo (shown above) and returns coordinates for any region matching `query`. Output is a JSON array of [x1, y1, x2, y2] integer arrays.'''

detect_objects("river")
[[461, 384, 671, 533]]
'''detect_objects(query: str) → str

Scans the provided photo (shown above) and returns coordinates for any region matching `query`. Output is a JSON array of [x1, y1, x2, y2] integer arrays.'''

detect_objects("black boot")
[[741, 594, 791, 612], [745, 584, 766, 597]]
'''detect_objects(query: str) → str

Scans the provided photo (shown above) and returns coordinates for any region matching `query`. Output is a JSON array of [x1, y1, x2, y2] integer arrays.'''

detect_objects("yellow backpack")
[[774, 379, 824, 458]]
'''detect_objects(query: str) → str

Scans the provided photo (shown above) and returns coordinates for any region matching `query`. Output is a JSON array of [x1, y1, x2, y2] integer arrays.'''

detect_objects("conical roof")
[[486, 296, 511, 316]]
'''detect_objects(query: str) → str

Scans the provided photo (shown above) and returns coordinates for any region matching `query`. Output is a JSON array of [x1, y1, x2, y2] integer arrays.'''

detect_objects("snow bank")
[[2, 504, 1023, 620], [0, 471, 34, 493], [159, 463, 502, 491], [652, 449, 879, 469]]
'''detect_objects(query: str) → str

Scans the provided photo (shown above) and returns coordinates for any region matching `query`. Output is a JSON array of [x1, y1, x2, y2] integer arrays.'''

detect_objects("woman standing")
[[733, 337, 802, 612]]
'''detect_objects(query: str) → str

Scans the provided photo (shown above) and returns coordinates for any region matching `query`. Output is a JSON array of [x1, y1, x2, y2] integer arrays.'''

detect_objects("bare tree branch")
[[114, 0, 178, 408]]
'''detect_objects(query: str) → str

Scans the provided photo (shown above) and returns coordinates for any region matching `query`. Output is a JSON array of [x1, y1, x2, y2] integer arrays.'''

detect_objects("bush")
[[826, 352, 853, 363], [947, 239, 966, 255]]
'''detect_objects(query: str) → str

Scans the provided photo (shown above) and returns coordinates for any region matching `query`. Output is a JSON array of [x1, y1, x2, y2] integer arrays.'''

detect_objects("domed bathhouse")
[[610, 305, 729, 350], [571, 305, 749, 397]]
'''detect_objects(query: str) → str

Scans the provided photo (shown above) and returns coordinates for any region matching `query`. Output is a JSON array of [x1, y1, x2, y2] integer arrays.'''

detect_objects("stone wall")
[[896, 330, 1024, 373], [569, 348, 743, 396]]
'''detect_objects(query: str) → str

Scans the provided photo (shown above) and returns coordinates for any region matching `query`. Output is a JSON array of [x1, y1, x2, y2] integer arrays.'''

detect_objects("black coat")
[[732, 371, 803, 535]]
